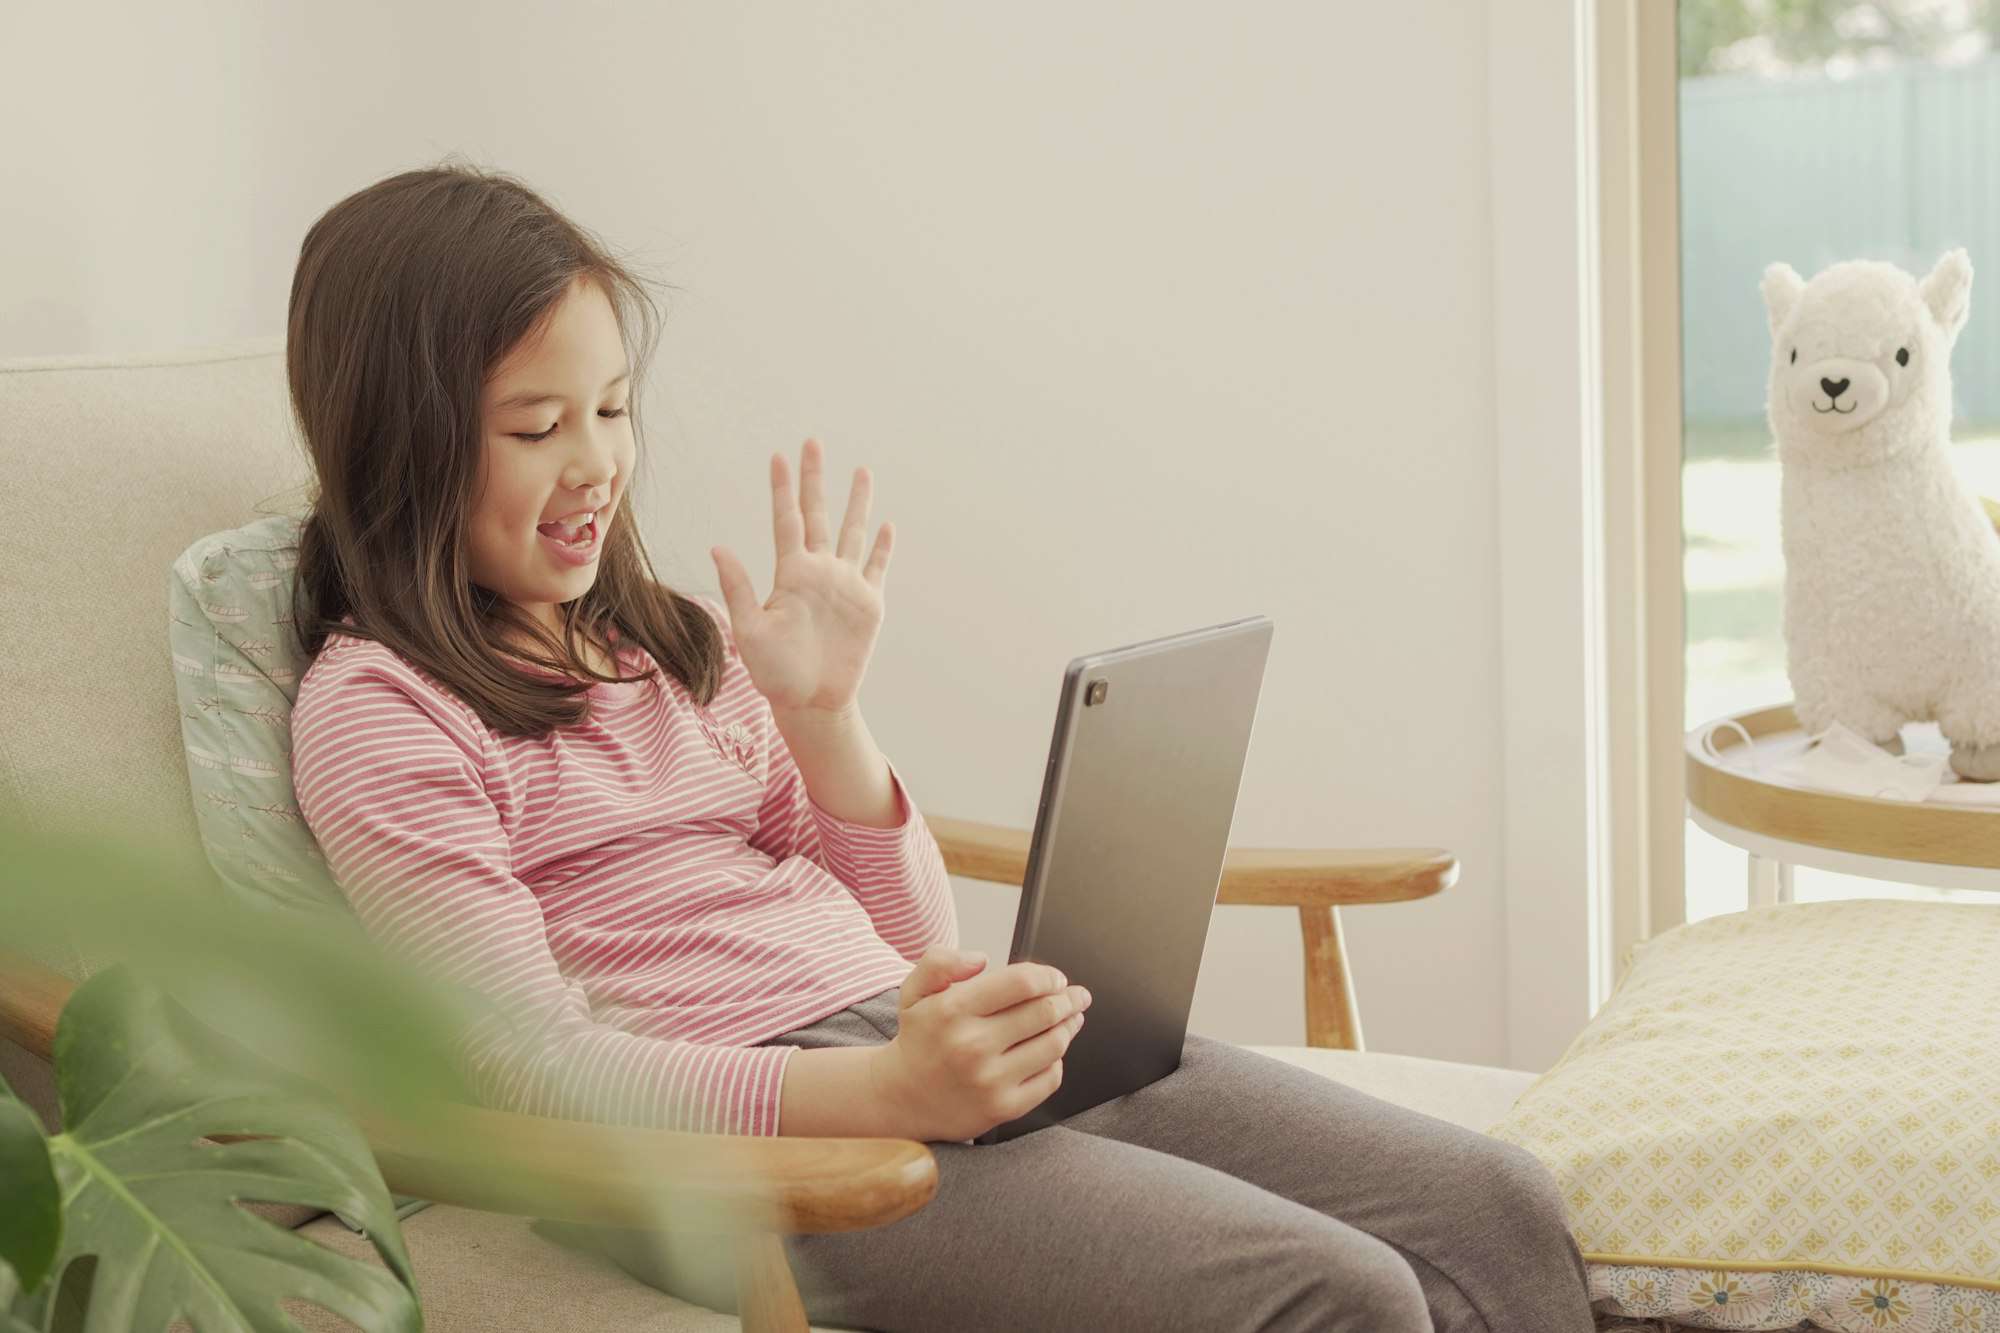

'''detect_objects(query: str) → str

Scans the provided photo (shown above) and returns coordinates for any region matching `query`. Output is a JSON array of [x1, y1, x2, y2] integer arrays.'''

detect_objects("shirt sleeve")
[[290, 640, 794, 1135], [687, 595, 959, 962]]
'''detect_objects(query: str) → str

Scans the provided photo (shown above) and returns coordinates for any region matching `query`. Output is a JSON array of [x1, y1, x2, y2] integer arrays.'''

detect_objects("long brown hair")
[[287, 158, 725, 736]]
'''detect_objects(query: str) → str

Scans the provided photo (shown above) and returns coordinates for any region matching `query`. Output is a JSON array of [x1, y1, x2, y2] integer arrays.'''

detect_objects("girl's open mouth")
[[537, 516, 599, 566]]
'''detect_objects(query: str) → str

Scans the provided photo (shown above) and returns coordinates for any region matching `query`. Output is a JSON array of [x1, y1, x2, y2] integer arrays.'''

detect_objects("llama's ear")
[[1761, 262, 1805, 340], [1921, 248, 1974, 342]]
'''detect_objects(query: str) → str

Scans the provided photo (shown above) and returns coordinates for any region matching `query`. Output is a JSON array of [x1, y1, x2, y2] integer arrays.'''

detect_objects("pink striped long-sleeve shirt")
[[289, 593, 956, 1137]]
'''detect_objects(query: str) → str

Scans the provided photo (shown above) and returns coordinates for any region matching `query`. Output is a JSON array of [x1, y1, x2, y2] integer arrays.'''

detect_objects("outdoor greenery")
[[1682, 0, 2000, 77]]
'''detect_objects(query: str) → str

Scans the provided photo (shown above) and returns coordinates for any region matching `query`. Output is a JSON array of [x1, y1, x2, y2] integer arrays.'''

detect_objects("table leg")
[[1748, 854, 1782, 908], [1776, 861, 1794, 904]]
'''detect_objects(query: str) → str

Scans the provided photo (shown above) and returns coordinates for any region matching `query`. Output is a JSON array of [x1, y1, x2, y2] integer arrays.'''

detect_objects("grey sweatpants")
[[546, 986, 1595, 1333]]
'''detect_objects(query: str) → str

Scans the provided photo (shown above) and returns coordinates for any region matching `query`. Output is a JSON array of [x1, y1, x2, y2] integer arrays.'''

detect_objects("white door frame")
[[1493, 0, 1684, 1071]]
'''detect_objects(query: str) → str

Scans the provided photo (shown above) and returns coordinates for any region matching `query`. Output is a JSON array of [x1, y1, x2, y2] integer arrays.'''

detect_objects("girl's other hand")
[[869, 945, 1094, 1143], [709, 437, 894, 718]]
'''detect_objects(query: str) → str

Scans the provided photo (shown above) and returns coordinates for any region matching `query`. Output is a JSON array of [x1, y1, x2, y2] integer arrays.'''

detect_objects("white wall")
[[3, 1, 1598, 1069]]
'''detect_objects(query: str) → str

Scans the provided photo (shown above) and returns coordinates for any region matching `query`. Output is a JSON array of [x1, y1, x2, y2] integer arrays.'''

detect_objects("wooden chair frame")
[[0, 817, 1454, 1332]]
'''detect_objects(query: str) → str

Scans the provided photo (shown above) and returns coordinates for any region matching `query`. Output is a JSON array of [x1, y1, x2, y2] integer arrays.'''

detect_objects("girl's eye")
[[512, 407, 629, 443]]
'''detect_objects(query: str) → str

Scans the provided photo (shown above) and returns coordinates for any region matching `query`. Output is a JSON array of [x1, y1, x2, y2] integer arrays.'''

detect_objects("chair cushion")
[[291, 1204, 854, 1333], [1244, 1045, 1537, 1133], [0, 341, 307, 968], [1488, 899, 2000, 1331], [168, 510, 345, 917]]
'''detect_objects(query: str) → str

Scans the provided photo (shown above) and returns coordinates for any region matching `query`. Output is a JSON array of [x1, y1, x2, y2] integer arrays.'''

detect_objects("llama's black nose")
[[1821, 376, 1851, 399]]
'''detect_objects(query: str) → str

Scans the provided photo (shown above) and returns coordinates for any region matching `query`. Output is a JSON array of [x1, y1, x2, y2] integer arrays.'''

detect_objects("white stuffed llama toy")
[[1762, 248, 2000, 781]]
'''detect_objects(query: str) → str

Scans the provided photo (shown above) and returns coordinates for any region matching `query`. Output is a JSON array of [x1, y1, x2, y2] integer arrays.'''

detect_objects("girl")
[[285, 161, 1596, 1333]]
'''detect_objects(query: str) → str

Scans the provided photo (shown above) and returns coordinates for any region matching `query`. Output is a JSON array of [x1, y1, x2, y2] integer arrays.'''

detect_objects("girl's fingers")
[[863, 521, 894, 585], [995, 1014, 1081, 1087], [709, 545, 757, 625], [992, 984, 1091, 1050], [798, 438, 832, 552], [837, 466, 872, 564], [899, 947, 985, 1011], [770, 451, 804, 557]]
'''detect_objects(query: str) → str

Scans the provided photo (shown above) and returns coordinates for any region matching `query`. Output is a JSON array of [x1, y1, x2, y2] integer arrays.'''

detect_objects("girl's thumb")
[[902, 947, 985, 1008]]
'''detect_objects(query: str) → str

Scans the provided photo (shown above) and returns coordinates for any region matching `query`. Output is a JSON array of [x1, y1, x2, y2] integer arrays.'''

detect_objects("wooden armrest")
[[926, 815, 1457, 907], [355, 1103, 935, 1234], [0, 948, 67, 1062], [0, 951, 935, 1235]]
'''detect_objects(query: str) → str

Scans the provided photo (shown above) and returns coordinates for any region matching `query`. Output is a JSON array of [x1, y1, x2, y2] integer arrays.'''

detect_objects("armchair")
[[0, 341, 1529, 1332]]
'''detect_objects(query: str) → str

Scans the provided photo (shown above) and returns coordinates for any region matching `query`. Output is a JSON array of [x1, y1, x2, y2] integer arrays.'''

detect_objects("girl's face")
[[471, 276, 636, 639]]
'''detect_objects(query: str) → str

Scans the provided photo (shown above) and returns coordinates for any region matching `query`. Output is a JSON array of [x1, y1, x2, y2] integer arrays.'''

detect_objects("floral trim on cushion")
[[1590, 1261, 2000, 1330]]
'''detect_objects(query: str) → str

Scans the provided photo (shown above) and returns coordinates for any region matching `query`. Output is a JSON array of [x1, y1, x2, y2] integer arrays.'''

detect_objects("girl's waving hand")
[[709, 437, 895, 718]]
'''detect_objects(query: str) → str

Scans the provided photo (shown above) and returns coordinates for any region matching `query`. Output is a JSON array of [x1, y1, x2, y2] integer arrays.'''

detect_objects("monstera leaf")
[[0, 1086, 60, 1332], [0, 1259, 49, 1333], [0, 1090, 59, 1296], [6, 964, 422, 1332]]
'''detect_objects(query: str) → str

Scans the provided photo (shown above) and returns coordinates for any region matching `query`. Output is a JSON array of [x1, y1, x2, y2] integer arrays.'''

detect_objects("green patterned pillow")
[[168, 510, 430, 1233], [168, 512, 341, 918]]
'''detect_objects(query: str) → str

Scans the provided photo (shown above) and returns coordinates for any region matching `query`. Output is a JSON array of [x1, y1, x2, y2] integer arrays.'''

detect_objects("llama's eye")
[[1789, 348, 1797, 364], [1897, 347, 1910, 367]]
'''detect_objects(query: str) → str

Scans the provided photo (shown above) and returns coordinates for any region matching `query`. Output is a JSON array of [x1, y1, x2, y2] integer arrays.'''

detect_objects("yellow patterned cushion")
[[1489, 899, 2000, 1331]]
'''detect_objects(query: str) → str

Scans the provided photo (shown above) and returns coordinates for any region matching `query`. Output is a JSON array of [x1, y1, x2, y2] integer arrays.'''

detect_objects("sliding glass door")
[[1677, 0, 2000, 919]]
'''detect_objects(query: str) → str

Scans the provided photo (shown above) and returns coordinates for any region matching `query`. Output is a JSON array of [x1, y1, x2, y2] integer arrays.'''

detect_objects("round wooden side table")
[[1684, 703, 2000, 905]]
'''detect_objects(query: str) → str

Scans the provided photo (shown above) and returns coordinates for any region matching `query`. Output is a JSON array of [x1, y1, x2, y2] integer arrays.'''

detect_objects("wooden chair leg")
[[735, 1232, 808, 1333], [1299, 904, 1364, 1051]]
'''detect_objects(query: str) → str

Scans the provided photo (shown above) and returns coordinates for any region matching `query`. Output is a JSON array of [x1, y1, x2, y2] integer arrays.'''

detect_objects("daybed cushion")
[[1489, 898, 2000, 1332]]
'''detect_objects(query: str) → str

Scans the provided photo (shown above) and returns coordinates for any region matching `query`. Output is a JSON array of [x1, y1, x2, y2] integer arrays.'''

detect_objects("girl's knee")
[[1275, 1228, 1429, 1333], [1436, 1140, 1594, 1333], [1483, 1140, 1573, 1235]]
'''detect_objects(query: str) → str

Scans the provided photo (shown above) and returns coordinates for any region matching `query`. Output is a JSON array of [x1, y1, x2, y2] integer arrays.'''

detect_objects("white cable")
[[1700, 718, 1759, 772]]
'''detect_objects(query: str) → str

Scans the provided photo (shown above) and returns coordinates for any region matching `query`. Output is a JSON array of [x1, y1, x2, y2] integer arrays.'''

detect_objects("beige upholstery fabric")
[[291, 1206, 854, 1333], [0, 339, 309, 978], [1245, 1045, 1539, 1133]]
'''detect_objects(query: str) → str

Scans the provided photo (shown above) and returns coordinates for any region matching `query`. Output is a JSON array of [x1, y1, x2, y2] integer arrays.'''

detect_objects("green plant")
[[0, 965, 419, 1330], [0, 801, 712, 1331]]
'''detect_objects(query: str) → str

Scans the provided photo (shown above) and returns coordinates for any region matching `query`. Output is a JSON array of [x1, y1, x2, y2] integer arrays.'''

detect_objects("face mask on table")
[[1779, 721, 1946, 802]]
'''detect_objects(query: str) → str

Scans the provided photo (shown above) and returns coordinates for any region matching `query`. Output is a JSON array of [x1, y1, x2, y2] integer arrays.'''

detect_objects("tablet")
[[974, 614, 1274, 1144]]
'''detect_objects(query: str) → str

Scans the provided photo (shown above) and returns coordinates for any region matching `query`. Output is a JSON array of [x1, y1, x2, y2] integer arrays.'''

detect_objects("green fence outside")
[[1682, 57, 2000, 452]]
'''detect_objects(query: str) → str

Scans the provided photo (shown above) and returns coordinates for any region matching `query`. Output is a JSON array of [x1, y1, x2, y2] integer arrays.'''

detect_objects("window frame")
[[1594, 0, 1687, 979]]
